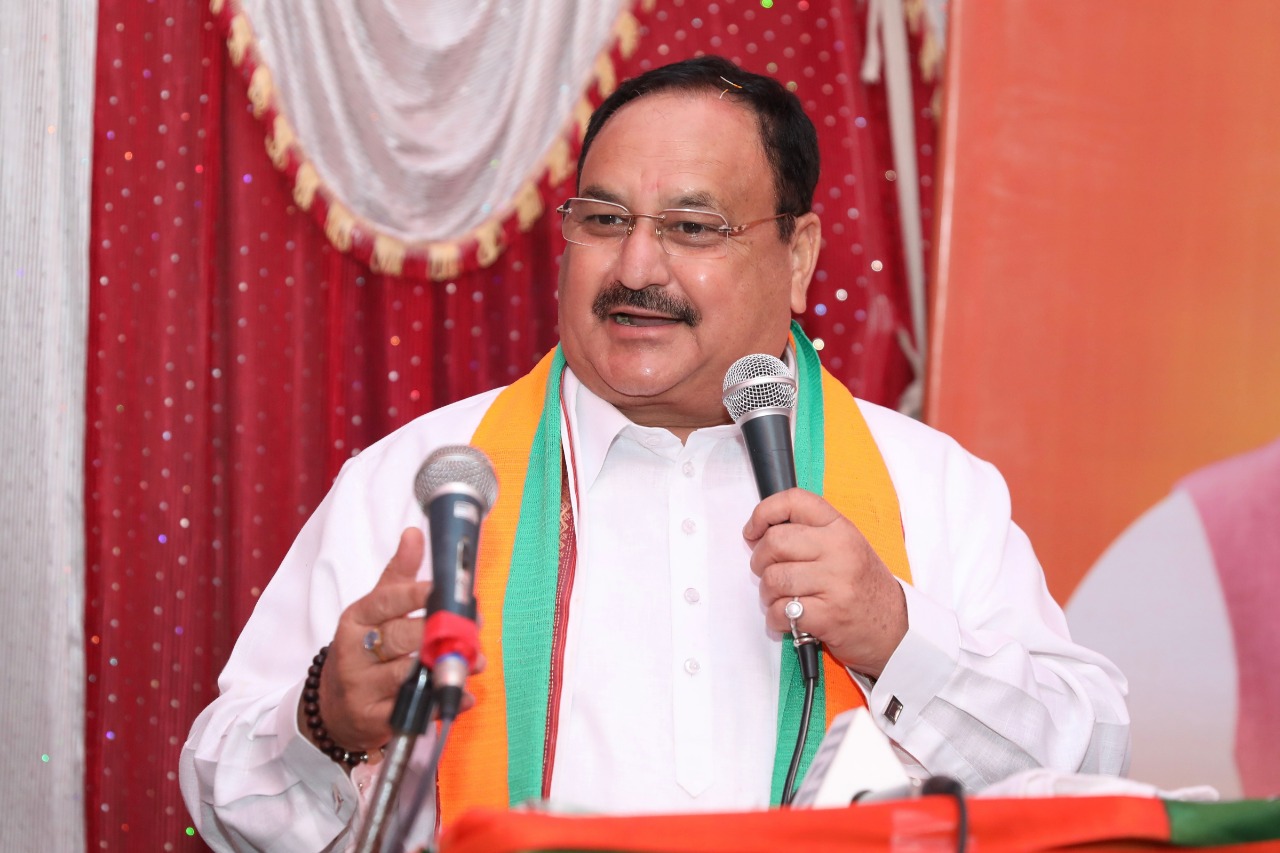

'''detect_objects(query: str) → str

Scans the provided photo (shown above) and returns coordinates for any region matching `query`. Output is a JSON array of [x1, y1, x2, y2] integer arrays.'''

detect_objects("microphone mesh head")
[[413, 445, 499, 516], [722, 353, 798, 423]]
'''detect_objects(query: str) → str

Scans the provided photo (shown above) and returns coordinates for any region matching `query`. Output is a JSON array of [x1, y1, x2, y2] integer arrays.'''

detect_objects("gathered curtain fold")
[[219, 0, 634, 279]]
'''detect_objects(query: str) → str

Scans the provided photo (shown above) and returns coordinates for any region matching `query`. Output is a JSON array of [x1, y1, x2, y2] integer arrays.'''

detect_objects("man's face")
[[558, 91, 819, 436]]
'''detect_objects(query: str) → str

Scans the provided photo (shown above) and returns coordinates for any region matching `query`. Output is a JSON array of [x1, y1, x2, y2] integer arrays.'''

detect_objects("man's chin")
[[562, 335, 706, 407], [565, 354, 734, 432], [587, 371, 679, 404]]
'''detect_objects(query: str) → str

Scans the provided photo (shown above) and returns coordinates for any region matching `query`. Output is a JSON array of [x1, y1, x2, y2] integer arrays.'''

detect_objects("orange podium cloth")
[[440, 796, 1280, 853]]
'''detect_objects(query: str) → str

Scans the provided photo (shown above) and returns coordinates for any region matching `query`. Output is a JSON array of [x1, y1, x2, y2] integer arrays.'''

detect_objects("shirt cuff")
[[276, 677, 361, 823], [867, 581, 960, 733]]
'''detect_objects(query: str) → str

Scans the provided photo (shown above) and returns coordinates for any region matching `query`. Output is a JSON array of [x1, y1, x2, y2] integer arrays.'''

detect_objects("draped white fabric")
[[0, 0, 96, 848], [242, 0, 628, 241]]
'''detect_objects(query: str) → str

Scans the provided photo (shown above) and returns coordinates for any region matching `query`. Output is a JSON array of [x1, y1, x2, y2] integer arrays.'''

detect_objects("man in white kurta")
[[181, 55, 1129, 851], [182, 367, 1130, 849]]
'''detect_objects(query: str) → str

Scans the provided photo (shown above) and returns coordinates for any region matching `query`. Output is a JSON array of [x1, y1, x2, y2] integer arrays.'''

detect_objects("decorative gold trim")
[[594, 54, 617, 97], [514, 182, 544, 230], [227, 15, 251, 67], [266, 115, 296, 170], [248, 65, 273, 118], [371, 234, 406, 277], [293, 162, 319, 210], [573, 96, 594, 140], [427, 243, 462, 282], [474, 221, 504, 269], [919, 32, 942, 83], [614, 11, 640, 58], [546, 138, 573, 188], [325, 202, 355, 252], [903, 0, 943, 82]]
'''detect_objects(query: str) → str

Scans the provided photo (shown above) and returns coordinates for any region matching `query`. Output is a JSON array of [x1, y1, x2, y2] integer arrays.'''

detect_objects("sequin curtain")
[[85, 0, 934, 849]]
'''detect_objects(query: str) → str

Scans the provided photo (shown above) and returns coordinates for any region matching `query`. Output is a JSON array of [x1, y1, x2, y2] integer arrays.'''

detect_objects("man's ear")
[[788, 212, 821, 314]]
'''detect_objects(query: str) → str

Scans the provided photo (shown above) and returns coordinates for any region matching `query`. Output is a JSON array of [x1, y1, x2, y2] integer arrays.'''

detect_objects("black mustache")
[[591, 283, 702, 326]]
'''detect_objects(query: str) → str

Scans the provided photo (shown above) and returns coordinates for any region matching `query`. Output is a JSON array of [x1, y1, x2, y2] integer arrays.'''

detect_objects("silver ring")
[[785, 597, 804, 635], [785, 596, 818, 646]]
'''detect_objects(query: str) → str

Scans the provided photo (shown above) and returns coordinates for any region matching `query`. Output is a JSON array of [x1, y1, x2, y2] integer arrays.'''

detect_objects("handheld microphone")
[[412, 445, 498, 719], [723, 353, 820, 669], [724, 354, 821, 805]]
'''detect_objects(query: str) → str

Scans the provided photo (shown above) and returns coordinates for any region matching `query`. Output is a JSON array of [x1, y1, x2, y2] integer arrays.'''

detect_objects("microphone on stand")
[[355, 445, 497, 853], [413, 445, 498, 720]]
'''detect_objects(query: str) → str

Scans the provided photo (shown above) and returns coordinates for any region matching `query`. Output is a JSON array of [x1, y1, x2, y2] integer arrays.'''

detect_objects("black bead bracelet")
[[303, 645, 369, 768]]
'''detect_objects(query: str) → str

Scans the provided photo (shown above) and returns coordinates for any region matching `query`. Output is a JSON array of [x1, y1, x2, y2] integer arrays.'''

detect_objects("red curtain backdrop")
[[85, 0, 935, 848]]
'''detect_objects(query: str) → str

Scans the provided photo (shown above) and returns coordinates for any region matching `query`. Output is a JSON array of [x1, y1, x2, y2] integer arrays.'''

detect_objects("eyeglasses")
[[556, 197, 790, 259]]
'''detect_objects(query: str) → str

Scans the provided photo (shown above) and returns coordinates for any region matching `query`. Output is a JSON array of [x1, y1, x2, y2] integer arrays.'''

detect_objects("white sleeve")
[[178, 392, 497, 850], [854, 401, 1131, 790]]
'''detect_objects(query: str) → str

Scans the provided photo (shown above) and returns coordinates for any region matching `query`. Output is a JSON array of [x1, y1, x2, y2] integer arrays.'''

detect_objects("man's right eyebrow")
[[578, 186, 626, 206]]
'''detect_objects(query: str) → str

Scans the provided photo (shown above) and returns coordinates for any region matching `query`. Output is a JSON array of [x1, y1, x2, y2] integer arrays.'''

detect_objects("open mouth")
[[612, 312, 680, 327]]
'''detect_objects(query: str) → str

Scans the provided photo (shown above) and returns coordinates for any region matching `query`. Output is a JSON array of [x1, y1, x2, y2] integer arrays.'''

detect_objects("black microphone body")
[[738, 410, 799, 499], [423, 490, 482, 628]]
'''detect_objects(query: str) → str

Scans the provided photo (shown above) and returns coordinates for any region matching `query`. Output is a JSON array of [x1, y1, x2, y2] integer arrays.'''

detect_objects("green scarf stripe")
[[768, 322, 829, 805], [501, 346, 568, 805], [1165, 800, 1280, 846]]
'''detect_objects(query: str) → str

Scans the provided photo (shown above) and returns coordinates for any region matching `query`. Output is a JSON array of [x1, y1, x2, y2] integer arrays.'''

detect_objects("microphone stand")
[[353, 663, 436, 853]]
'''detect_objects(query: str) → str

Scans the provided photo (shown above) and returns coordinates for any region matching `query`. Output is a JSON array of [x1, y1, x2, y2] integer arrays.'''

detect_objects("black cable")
[[780, 674, 816, 806], [952, 791, 968, 853], [794, 639, 819, 682], [920, 776, 967, 853]]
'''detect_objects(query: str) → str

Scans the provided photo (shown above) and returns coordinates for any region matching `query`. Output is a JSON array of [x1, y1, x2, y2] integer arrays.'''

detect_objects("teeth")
[[612, 312, 675, 327]]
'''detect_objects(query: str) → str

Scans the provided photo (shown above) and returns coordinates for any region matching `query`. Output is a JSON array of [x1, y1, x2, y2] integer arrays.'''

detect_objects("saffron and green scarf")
[[437, 322, 912, 824]]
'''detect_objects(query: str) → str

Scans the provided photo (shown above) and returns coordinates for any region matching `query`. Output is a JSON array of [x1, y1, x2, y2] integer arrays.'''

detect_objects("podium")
[[440, 796, 1280, 853]]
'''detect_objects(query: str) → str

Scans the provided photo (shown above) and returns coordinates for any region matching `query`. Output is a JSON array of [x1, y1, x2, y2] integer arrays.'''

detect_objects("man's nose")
[[615, 215, 671, 289]]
